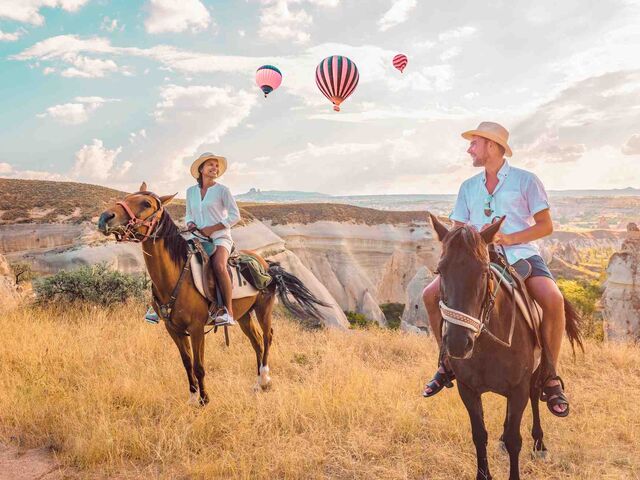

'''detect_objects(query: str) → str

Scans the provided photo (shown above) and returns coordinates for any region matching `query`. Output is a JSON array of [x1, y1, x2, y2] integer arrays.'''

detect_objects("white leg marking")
[[259, 365, 272, 389]]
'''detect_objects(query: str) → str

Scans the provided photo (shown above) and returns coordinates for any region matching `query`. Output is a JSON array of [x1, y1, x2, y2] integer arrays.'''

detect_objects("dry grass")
[[1, 303, 639, 479]]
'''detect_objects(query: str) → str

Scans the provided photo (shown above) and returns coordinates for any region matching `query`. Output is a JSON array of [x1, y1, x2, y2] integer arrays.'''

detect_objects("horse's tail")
[[563, 297, 584, 354], [267, 261, 330, 325]]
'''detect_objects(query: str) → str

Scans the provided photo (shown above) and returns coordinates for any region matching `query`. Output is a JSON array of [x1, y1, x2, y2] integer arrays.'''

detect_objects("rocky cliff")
[[0, 253, 19, 308], [603, 230, 640, 341]]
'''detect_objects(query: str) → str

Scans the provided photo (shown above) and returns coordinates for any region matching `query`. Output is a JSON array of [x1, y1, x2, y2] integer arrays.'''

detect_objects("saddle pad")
[[190, 255, 258, 300], [490, 264, 542, 347]]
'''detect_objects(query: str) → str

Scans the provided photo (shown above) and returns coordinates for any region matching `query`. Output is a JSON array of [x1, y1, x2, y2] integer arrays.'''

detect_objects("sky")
[[0, 0, 639, 197]]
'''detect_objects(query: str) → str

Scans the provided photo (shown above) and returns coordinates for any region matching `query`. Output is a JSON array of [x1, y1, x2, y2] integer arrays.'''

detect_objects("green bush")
[[344, 310, 377, 329], [34, 263, 150, 307], [557, 278, 604, 341], [380, 303, 404, 330]]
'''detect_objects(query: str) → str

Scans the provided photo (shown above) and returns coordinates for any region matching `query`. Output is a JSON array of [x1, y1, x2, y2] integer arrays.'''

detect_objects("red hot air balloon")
[[256, 65, 282, 98], [315, 55, 359, 112], [393, 54, 408, 73]]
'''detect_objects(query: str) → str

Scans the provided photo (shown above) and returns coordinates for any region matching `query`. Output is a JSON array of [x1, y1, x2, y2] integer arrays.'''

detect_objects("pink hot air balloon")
[[393, 54, 408, 73], [315, 55, 359, 112], [255, 65, 282, 98]]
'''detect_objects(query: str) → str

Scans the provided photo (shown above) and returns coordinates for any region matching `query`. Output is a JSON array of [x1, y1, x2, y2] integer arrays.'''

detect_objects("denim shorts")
[[521, 255, 554, 280]]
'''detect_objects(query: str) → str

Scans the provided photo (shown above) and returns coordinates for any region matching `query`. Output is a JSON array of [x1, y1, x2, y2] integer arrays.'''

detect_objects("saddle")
[[489, 248, 543, 349], [187, 239, 268, 305]]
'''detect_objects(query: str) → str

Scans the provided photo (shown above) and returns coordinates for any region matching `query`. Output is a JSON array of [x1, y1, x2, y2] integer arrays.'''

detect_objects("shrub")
[[344, 310, 377, 329], [380, 303, 404, 330], [34, 263, 150, 307], [557, 278, 604, 341]]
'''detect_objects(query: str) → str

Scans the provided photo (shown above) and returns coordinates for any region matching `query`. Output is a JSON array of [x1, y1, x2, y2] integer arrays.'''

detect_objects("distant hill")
[[0, 178, 187, 225], [236, 189, 331, 202]]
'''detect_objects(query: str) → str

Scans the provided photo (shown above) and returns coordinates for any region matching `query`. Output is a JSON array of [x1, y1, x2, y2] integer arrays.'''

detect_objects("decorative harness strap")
[[115, 193, 164, 243], [439, 250, 517, 348]]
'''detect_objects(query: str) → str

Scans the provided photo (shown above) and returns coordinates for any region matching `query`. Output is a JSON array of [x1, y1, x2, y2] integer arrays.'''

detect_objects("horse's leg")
[[530, 369, 548, 459], [237, 310, 265, 391], [458, 383, 492, 480], [253, 294, 274, 389], [503, 383, 529, 480], [499, 402, 510, 452], [165, 324, 198, 404], [189, 326, 209, 405]]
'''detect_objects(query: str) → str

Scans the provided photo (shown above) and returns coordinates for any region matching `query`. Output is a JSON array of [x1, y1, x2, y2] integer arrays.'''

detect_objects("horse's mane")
[[156, 211, 188, 266], [442, 226, 489, 263]]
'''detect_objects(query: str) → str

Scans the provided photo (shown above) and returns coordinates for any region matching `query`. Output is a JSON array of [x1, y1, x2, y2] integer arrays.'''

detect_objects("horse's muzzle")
[[97, 211, 115, 234], [445, 334, 475, 360]]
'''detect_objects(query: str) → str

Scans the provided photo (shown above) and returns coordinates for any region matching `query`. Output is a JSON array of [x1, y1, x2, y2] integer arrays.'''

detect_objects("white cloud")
[[0, 29, 24, 42], [238, 29, 245, 37], [37, 97, 119, 124], [61, 55, 120, 78], [100, 16, 123, 33], [440, 46, 461, 62], [145, 0, 211, 34], [389, 64, 454, 93], [378, 0, 417, 32], [259, 0, 312, 44], [0, 0, 89, 26], [70, 139, 126, 181], [438, 25, 476, 42], [622, 134, 640, 155], [42, 66, 55, 75], [516, 131, 587, 165]]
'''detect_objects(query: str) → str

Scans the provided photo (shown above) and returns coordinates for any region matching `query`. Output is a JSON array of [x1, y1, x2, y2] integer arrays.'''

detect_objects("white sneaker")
[[214, 312, 236, 327]]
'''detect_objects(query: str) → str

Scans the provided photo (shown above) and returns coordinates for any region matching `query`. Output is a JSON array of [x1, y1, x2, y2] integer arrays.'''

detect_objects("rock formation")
[[0, 253, 19, 308], [602, 229, 640, 341], [400, 266, 435, 334]]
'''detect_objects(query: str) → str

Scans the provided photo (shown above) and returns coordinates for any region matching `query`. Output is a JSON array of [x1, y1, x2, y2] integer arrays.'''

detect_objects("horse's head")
[[429, 213, 504, 359], [98, 181, 176, 242]]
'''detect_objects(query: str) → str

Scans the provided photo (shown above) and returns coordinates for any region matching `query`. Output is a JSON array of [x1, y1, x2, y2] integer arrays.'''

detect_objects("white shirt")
[[449, 160, 550, 264], [185, 183, 241, 240]]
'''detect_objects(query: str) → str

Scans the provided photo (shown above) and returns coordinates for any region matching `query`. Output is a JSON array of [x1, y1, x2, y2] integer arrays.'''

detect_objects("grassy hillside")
[[0, 302, 638, 479], [0, 178, 255, 226], [242, 202, 430, 225]]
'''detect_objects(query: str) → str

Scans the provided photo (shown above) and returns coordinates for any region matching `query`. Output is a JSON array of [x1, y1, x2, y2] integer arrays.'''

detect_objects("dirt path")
[[0, 444, 63, 480]]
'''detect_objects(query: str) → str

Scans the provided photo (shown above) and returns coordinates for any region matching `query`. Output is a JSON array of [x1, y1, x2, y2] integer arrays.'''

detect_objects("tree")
[[9, 261, 33, 285]]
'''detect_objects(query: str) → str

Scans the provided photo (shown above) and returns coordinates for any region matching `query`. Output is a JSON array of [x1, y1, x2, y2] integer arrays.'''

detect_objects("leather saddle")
[[489, 248, 543, 349]]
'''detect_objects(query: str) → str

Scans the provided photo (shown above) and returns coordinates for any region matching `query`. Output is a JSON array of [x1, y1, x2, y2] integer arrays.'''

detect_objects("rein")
[[439, 246, 517, 348]]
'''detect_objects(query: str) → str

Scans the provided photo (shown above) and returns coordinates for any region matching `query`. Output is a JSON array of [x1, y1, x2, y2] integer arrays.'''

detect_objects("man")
[[421, 121, 570, 417]]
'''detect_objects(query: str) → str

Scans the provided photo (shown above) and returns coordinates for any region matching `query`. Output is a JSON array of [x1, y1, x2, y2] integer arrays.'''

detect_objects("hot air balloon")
[[393, 54, 408, 73], [256, 65, 282, 98], [315, 55, 359, 112]]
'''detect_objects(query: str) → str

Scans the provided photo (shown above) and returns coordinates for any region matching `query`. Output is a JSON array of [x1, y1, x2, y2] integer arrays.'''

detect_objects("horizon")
[[0, 1, 639, 196]]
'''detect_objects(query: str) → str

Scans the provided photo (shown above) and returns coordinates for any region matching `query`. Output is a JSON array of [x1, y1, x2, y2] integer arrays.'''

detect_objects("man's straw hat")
[[461, 121, 513, 157], [190, 152, 228, 179]]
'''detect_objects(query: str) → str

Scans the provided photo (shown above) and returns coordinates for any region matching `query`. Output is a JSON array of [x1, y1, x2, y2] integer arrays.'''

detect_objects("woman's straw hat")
[[461, 121, 513, 157], [190, 152, 228, 179]]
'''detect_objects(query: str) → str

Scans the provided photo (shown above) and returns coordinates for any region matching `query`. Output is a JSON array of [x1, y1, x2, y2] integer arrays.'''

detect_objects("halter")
[[114, 192, 164, 243], [439, 261, 516, 349]]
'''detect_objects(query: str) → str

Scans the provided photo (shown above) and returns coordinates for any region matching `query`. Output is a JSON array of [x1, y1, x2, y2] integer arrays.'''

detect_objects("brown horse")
[[429, 214, 582, 480], [98, 183, 328, 405]]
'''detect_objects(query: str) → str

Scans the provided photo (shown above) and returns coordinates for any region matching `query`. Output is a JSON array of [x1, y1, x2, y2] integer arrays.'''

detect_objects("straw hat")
[[461, 121, 513, 157], [190, 152, 228, 179]]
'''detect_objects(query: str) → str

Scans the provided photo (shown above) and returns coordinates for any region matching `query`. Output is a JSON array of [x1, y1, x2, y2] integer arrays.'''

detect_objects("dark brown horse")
[[429, 214, 582, 480], [98, 183, 328, 405]]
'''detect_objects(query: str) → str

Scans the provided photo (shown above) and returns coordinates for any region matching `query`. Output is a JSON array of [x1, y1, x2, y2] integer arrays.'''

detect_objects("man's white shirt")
[[449, 160, 550, 264]]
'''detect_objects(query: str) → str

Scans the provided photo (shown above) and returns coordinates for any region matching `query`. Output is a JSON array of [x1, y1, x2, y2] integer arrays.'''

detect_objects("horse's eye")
[[142, 200, 152, 209]]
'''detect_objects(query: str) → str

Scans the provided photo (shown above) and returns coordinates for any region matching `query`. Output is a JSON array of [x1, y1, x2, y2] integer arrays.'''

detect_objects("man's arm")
[[494, 208, 553, 246]]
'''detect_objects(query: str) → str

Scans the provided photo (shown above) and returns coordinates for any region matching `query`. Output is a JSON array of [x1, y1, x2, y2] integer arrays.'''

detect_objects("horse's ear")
[[480, 216, 506, 244], [429, 212, 449, 242], [159, 193, 177, 206], [139, 181, 147, 192]]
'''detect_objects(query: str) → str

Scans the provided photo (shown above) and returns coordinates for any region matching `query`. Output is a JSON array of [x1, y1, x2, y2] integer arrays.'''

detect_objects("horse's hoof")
[[531, 449, 549, 461], [187, 391, 199, 405]]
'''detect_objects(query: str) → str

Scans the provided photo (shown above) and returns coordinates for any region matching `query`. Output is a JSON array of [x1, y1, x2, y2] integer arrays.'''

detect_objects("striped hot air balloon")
[[315, 55, 359, 112], [393, 54, 408, 73], [256, 65, 282, 98]]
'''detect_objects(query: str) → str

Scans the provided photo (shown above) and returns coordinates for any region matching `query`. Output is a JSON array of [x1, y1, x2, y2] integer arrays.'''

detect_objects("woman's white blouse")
[[184, 183, 241, 240]]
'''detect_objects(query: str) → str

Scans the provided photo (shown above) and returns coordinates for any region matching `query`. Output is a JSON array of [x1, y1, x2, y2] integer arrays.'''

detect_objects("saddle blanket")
[[190, 254, 258, 300]]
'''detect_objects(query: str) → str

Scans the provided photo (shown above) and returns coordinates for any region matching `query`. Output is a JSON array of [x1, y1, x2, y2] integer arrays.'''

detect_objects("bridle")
[[113, 192, 165, 243], [439, 257, 516, 349]]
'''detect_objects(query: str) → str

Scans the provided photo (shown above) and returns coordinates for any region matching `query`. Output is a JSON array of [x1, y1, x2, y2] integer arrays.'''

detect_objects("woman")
[[185, 152, 241, 326]]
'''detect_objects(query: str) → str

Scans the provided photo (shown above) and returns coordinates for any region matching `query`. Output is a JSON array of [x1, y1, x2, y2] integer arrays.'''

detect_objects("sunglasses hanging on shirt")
[[484, 194, 494, 217]]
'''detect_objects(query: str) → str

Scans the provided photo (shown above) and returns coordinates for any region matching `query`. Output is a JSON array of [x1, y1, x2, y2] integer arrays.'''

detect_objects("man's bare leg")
[[526, 275, 567, 414]]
